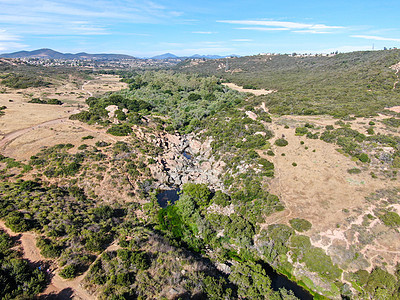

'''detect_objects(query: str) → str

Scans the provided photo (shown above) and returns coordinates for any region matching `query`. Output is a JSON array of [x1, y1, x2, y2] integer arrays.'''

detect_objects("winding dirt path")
[[82, 81, 93, 98], [0, 117, 71, 151], [0, 220, 122, 299], [393, 69, 399, 90], [0, 221, 94, 299]]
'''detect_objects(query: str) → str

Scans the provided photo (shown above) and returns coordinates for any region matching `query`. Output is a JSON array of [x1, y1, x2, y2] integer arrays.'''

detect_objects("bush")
[[243, 84, 257, 89], [107, 124, 133, 136], [379, 211, 400, 228], [78, 144, 88, 150], [295, 127, 308, 136], [258, 158, 274, 171], [82, 135, 94, 140], [289, 218, 312, 232], [325, 125, 334, 130], [5, 211, 32, 232], [266, 150, 275, 156], [358, 153, 371, 163], [36, 237, 61, 258], [393, 156, 400, 168], [347, 168, 361, 174], [274, 138, 288, 147], [95, 141, 110, 147], [59, 264, 78, 279]]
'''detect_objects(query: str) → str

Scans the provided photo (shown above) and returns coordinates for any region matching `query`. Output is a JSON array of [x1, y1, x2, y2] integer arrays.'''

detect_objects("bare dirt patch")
[[386, 105, 400, 113], [0, 75, 127, 160], [0, 221, 95, 299], [2, 120, 122, 161], [81, 74, 127, 97], [223, 82, 277, 96], [261, 115, 400, 273]]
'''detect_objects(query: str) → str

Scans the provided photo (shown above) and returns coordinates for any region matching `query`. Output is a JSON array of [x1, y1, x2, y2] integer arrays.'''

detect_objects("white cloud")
[[69, 24, 109, 35], [237, 27, 289, 31], [192, 31, 215, 34], [232, 39, 253, 42], [219, 20, 343, 29], [218, 20, 344, 34], [0, 41, 28, 51], [0, 29, 20, 41], [351, 35, 400, 42], [0, 0, 184, 29], [292, 30, 332, 34]]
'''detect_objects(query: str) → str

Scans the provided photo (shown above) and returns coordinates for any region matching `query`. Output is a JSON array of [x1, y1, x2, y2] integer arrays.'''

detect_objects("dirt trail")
[[394, 69, 399, 90], [82, 81, 93, 98], [0, 117, 72, 150], [390, 62, 400, 90], [222, 82, 277, 95], [0, 220, 42, 262], [0, 221, 94, 299], [0, 220, 121, 299]]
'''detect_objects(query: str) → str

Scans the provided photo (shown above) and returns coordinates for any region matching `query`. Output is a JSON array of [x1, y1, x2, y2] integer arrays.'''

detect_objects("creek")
[[156, 190, 314, 299]]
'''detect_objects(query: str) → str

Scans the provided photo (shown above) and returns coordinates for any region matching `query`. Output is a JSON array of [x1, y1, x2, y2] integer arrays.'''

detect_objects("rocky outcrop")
[[147, 131, 226, 191]]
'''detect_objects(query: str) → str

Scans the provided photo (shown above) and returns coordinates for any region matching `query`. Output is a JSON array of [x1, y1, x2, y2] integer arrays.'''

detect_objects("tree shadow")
[[39, 288, 74, 300]]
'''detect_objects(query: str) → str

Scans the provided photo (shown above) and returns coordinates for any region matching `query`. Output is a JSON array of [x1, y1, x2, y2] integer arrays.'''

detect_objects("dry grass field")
[[261, 113, 400, 274], [0, 75, 127, 159]]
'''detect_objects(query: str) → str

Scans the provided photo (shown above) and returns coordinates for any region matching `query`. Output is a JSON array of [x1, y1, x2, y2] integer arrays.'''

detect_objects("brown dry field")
[[0, 75, 128, 160], [261, 113, 400, 273]]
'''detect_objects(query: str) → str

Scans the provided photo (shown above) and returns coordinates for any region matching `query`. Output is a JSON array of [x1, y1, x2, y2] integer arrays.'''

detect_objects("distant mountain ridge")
[[151, 53, 241, 60], [0, 48, 241, 61], [0, 48, 136, 60]]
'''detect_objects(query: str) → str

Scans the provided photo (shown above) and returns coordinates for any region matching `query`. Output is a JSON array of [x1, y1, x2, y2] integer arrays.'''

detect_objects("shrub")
[[266, 150, 275, 156], [107, 124, 133, 136], [188, 93, 201, 101], [212, 191, 230, 207], [95, 141, 110, 147], [78, 144, 88, 150], [325, 125, 334, 130], [243, 84, 257, 89], [5, 211, 32, 232], [379, 211, 400, 228], [347, 168, 361, 174], [367, 127, 374, 135], [46, 98, 63, 105], [393, 156, 400, 168], [36, 237, 61, 258], [258, 158, 274, 171], [82, 135, 94, 140], [289, 218, 312, 232], [59, 264, 78, 279], [295, 127, 308, 136], [358, 153, 370, 163], [275, 138, 288, 147]]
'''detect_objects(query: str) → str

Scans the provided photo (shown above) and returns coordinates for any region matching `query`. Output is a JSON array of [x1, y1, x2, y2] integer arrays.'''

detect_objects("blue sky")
[[0, 0, 400, 57]]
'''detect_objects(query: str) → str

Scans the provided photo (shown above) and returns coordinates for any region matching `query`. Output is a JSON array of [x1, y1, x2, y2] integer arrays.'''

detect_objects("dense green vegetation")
[[0, 230, 46, 299], [177, 50, 400, 117], [349, 267, 400, 299], [28, 97, 63, 105], [70, 71, 247, 134], [0, 72, 51, 89], [289, 218, 312, 232]]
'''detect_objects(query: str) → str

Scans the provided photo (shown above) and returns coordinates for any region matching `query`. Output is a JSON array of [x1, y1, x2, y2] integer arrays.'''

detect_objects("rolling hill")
[[0, 48, 136, 60]]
